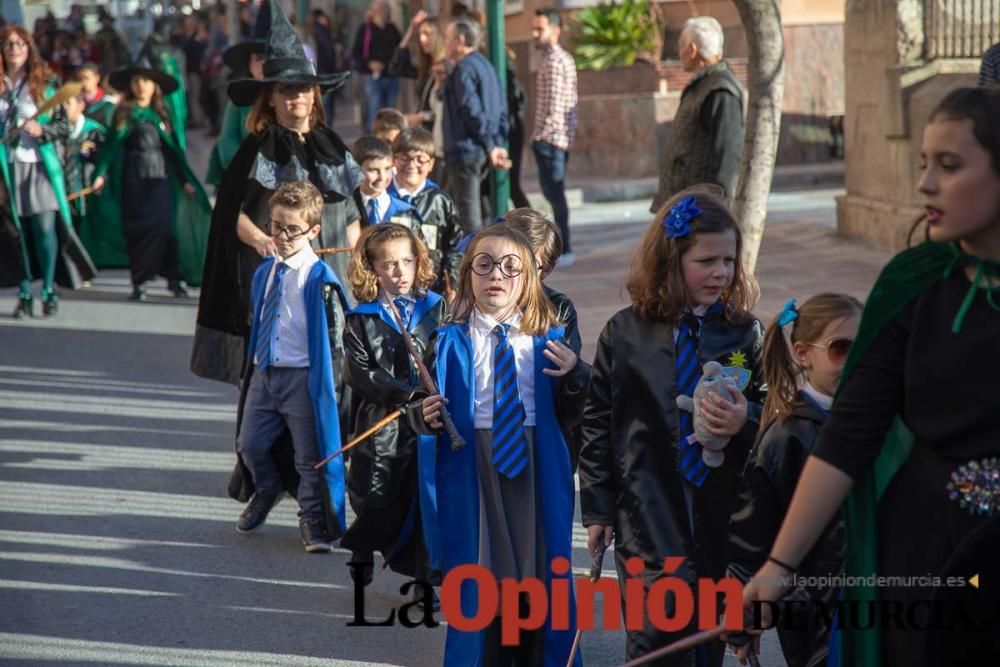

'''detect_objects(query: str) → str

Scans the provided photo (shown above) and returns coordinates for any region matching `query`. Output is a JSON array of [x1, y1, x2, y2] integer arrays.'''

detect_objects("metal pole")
[[298, 0, 309, 28], [227, 0, 240, 47], [486, 0, 510, 217]]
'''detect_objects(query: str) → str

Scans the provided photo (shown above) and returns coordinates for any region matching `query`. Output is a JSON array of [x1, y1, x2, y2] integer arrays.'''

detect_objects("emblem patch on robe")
[[721, 350, 751, 390], [420, 224, 439, 251]]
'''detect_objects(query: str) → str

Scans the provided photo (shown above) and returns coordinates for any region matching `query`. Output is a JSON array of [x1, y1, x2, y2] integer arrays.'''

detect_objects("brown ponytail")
[[761, 292, 863, 426]]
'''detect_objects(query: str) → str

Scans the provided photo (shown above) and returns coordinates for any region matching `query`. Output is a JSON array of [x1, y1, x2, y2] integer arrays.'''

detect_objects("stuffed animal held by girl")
[[676, 361, 741, 467]]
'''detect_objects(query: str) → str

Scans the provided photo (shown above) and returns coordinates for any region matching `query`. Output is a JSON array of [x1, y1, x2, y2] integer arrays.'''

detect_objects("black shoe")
[[411, 584, 440, 613], [236, 492, 281, 533], [13, 295, 33, 319], [349, 551, 374, 585], [128, 284, 146, 301], [168, 280, 189, 298], [41, 289, 58, 317], [300, 517, 333, 553]]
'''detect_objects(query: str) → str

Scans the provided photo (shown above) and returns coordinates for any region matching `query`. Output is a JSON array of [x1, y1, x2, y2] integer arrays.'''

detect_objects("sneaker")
[[128, 284, 147, 301], [236, 492, 281, 533], [300, 517, 333, 553], [12, 295, 33, 319], [41, 289, 58, 317], [556, 251, 576, 268]]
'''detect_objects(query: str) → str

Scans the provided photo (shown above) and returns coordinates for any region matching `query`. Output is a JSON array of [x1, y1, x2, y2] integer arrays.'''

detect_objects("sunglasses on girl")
[[808, 337, 853, 365]]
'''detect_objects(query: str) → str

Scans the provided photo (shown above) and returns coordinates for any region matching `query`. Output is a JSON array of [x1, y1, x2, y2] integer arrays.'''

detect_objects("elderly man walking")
[[531, 7, 578, 267], [442, 16, 510, 233], [650, 16, 744, 212]]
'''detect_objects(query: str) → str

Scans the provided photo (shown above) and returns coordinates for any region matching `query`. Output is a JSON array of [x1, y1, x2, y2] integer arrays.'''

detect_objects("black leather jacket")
[[727, 400, 843, 667], [339, 296, 445, 575], [579, 305, 764, 666], [391, 185, 463, 294]]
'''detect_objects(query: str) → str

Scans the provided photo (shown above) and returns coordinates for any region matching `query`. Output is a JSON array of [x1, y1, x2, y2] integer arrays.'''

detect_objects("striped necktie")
[[676, 312, 710, 487], [255, 262, 289, 370], [491, 323, 528, 479], [393, 297, 411, 328], [368, 198, 381, 225]]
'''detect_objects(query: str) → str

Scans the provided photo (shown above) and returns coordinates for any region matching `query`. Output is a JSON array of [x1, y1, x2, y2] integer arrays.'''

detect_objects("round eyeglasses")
[[808, 337, 853, 365], [267, 220, 310, 240], [470, 253, 523, 278], [397, 153, 433, 167]]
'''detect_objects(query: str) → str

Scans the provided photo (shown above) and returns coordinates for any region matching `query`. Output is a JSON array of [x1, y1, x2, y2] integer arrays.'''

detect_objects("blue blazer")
[[246, 256, 349, 533], [431, 321, 581, 667]]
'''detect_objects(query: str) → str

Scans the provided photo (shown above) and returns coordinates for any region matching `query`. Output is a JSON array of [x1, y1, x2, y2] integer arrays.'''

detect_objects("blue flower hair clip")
[[662, 196, 701, 239], [778, 298, 798, 327]]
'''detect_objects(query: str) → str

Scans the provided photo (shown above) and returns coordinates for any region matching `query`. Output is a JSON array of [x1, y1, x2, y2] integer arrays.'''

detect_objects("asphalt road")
[[0, 189, 831, 665]]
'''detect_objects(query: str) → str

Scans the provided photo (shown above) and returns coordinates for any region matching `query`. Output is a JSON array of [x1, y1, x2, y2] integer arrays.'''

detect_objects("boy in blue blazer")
[[229, 180, 350, 552]]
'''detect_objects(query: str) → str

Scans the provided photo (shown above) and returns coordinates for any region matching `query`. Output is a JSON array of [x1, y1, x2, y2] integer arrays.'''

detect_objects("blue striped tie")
[[491, 323, 529, 479], [393, 297, 411, 328], [676, 314, 710, 487], [255, 263, 289, 370], [368, 198, 380, 225]]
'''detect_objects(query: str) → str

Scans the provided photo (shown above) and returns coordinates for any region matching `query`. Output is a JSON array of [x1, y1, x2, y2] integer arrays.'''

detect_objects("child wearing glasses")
[[231, 180, 351, 554], [389, 127, 463, 299], [340, 223, 446, 607], [578, 187, 765, 667], [726, 293, 861, 667], [414, 224, 581, 665]]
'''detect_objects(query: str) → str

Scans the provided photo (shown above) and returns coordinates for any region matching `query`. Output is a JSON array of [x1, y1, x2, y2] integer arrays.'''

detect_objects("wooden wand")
[[621, 624, 760, 667], [315, 246, 353, 255], [67, 185, 96, 202], [1, 81, 83, 145], [383, 290, 466, 451], [314, 409, 401, 469], [566, 542, 609, 667]]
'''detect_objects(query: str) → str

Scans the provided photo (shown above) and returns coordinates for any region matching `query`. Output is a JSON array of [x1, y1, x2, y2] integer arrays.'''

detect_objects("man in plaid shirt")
[[532, 7, 578, 267]]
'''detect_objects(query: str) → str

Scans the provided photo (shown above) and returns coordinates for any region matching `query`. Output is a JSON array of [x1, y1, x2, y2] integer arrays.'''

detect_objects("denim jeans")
[[362, 74, 400, 134], [445, 155, 489, 234], [532, 140, 570, 253]]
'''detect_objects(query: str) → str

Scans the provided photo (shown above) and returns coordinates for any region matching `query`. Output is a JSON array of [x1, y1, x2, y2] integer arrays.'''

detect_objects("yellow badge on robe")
[[722, 350, 751, 390]]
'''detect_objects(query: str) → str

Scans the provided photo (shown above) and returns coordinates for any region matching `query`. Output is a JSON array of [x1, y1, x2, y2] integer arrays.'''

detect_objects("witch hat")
[[223, 1, 271, 72], [227, 0, 349, 107], [108, 42, 178, 96]]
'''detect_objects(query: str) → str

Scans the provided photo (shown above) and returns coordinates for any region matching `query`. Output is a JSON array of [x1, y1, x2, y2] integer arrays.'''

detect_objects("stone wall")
[[836, 0, 980, 253]]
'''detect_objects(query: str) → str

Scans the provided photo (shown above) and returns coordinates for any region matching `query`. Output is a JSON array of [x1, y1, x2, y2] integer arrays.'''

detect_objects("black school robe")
[[579, 305, 765, 667], [727, 400, 844, 667], [340, 292, 445, 577]]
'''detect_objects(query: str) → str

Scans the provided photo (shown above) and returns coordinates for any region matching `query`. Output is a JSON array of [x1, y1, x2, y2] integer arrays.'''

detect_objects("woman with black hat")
[[88, 53, 212, 301], [192, 0, 360, 385], [0, 24, 96, 318]]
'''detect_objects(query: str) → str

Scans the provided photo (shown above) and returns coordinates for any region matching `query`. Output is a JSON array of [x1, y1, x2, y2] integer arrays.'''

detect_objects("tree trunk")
[[731, 0, 786, 274]]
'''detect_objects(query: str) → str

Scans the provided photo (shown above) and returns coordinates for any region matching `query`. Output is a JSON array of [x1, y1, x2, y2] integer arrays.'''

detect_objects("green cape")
[[81, 106, 211, 285], [835, 241, 960, 666], [205, 102, 251, 187]]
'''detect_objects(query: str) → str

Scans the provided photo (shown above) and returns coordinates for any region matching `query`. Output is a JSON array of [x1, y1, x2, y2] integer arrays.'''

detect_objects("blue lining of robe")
[[348, 290, 443, 335], [433, 321, 581, 666], [246, 256, 348, 532]]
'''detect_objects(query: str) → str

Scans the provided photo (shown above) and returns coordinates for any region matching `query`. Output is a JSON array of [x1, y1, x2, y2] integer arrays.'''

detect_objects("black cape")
[[190, 123, 360, 385]]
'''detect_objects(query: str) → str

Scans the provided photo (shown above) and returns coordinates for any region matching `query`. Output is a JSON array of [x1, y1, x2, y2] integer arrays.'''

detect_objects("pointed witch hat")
[[108, 42, 178, 96], [227, 0, 350, 107], [222, 1, 271, 72]]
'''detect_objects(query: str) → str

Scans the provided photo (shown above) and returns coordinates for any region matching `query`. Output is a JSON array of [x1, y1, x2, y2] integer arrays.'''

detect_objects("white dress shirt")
[[471, 308, 536, 428], [801, 381, 834, 411], [0, 76, 41, 163], [361, 190, 391, 222], [391, 177, 428, 200], [254, 246, 319, 368]]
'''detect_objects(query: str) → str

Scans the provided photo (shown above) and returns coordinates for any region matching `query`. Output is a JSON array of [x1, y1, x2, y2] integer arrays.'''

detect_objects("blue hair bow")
[[778, 298, 798, 326], [662, 196, 701, 239]]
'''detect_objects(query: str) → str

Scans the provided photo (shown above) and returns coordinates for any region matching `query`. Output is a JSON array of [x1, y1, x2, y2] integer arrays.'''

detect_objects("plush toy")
[[676, 360, 741, 467]]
